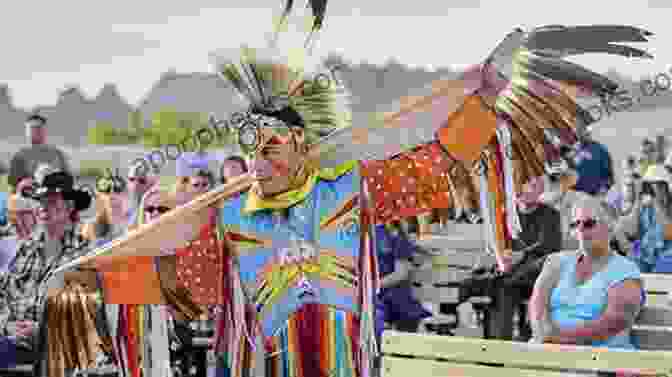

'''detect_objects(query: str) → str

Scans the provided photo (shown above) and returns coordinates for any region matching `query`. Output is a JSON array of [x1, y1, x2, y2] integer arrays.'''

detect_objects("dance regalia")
[[212, 161, 372, 377], [44, 20, 654, 377]]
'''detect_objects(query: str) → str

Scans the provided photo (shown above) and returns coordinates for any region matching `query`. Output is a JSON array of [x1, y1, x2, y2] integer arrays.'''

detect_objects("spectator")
[[8, 114, 71, 191], [481, 176, 563, 341], [80, 170, 128, 246], [6, 177, 37, 239], [58, 182, 201, 377], [623, 153, 639, 176], [528, 195, 644, 349], [175, 152, 217, 203], [219, 155, 248, 185], [605, 171, 640, 219], [615, 164, 672, 273], [540, 159, 587, 250], [126, 161, 157, 228], [664, 150, 672, 181], [572, 131, 614, 196], [118, 182, 203, 377], [0, 165, 92, 368], [638, 138, 657, 176], [0, 192, 7, 228], [655, 135, 667, 164], [374, 223, 431, 343]]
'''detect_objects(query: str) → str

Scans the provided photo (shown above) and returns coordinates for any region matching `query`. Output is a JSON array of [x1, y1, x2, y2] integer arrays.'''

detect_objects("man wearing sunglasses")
[[459, 176, 562, 341]]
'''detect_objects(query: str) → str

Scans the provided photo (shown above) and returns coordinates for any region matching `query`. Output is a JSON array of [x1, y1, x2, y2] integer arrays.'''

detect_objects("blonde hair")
[[131, 181, 178, 230]]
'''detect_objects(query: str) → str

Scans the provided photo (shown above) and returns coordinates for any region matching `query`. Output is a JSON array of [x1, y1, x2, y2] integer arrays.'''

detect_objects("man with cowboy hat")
[[0, 164, 93, 370]]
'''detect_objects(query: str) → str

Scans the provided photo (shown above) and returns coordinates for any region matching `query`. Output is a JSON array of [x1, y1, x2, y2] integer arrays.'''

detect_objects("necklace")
[[575, 250, 612, 286]]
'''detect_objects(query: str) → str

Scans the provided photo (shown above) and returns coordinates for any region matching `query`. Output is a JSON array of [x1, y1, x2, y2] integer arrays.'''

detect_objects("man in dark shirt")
[[8, 114, 71, 191], [572, 132, 614, 196], [488, 176, 562, 341]]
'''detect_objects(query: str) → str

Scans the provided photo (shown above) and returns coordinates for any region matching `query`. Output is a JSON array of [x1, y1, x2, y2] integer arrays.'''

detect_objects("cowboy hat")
[[24, 164, 92, 212]]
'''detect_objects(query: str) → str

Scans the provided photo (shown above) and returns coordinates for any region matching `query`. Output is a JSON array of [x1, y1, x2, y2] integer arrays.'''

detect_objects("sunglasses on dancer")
[[144, 206, 171, 215], [191, 182, 210, 189], [238, 115, 295, 154]]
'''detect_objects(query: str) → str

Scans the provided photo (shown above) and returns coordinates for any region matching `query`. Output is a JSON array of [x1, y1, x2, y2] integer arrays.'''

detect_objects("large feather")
[[523, 25, 653, 54], [489, 25, 653, 96], [277, 0, 328, 45]]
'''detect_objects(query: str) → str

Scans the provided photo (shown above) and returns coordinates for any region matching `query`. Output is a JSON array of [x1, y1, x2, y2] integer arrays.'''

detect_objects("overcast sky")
[[1, 0, 670, 109]]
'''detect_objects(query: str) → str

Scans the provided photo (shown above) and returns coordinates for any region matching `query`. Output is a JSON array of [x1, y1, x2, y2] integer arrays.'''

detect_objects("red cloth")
[[361, 141, 455, 224], [125, 305, 140, 377], [175, 222, 225, 305]]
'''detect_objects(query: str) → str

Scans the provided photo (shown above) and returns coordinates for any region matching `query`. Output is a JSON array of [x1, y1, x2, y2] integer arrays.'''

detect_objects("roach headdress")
[[210, 0, 350, 149]]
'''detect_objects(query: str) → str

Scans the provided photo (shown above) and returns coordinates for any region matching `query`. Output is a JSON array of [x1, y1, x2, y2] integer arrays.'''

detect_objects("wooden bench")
[[381, 273, 672, 377], [633, 273, 672, 351], [410, 228, 488, 335]]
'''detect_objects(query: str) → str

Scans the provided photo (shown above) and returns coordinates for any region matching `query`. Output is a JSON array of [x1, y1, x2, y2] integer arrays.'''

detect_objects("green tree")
[[88, 122, 120, 145], [127, 109, 144, 142], [144, 108, 192, 148], [142, 108, 238, 150]]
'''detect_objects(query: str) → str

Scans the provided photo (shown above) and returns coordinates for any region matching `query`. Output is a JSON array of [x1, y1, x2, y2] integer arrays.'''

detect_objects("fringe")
[[151, 305, 172, 377], [479, 158, 495, 259], [358, 175, 379, 377], [496, 122, 522, 240], [43, 283, 105, 377]]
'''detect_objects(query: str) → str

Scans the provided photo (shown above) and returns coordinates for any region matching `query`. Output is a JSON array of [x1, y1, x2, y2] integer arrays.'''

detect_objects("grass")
[[0, 175, 8, 193], [78, 160, 114, 178]]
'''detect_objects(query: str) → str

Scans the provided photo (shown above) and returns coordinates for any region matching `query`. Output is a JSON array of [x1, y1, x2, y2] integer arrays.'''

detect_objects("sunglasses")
[[144, 206, 170, 215], [238, 118, 294, 153], [569, 218, 598, 229], [191, 182, 210, 188], [128, 177, 148, 185], [98, 184, 125, 194]]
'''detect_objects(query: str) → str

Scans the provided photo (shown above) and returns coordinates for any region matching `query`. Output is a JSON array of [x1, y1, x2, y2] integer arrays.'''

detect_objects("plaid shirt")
[[0, 226, 91, 336]]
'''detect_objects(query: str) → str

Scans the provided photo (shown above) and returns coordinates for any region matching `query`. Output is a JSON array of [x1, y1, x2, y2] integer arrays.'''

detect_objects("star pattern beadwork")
[[252, 236, 356, 314]]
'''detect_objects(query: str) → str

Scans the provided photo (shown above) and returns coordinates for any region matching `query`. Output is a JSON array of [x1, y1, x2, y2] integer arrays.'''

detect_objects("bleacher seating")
[[381, 273, 672, 377]]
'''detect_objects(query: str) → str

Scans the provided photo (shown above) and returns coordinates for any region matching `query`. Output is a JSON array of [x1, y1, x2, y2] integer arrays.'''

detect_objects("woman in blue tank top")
[[529, 195, 645, 349]]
